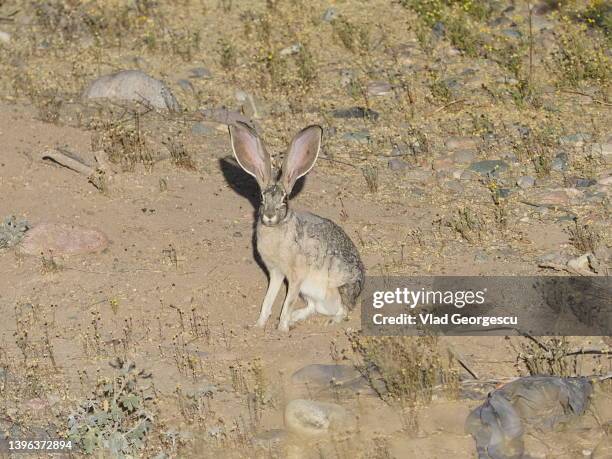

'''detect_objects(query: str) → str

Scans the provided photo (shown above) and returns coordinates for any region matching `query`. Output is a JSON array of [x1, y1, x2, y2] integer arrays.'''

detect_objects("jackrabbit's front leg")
[[255, 268, 284, 327], [278, 280, 302, 332]]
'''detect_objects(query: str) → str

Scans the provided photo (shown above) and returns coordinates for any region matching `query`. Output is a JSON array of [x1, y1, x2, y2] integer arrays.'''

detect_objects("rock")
[[331, 107, 379, 121], [20, 222, 108, 256], [280, 43, 302, 56], [552, 152, 569, 172], [445, 136, 478, 151], [367, 81, 393, 97], [469, 160, 509, 175], [199, 107, 257, 130], [343, 131, 370, 143], [517, 176, 536, 189], [177, 79, 194, 92], [291, 364, 362, 386], [83, 70, 179, 111], [388, 158, 410, 171], [432, 157, 453, 171], [445, 180, 464, 193], [567, 254, 595, 275], [322, 7, 337, 22], [339, 69, 354, 87], [566, 177, 596, 188], [452, 150, 476, 164], [235, 90, 263, 118], [284, 399, 357, 436], [432, 21, 445, 39], [502, 28, 522, 39], [591, 143, 612, 165], [252, 429, 287, 449], [189, 67, 212, 79], [559, 133, 592, 147], [191, 122, 214, 136], [526, 189, 580, 207], [598, 175, 612, 186], [0, 30, 10, 44], [460, 170, 479, 181]]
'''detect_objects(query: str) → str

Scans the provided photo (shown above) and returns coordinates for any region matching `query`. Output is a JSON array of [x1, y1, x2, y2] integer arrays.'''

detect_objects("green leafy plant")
[[68, 359, 156, 457]]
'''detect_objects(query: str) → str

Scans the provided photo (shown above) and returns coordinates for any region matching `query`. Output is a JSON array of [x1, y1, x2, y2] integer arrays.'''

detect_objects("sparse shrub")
[[0, 216, 29, 249], [567, 219, 602, 253], [362, 165, 379, 192], [296, 44, 317, 86], [447, 207, 482, 243], [218, 38, 237, 70], [428, 70, 453, 102], [511, 124, 559, 176], [163, 136, 196, 170], [550, 21, 610, 89], [512, 337, 576, 377], [348, 332, 459, 404], [91, 116, 153, 172], [68, 359, 155, 456]]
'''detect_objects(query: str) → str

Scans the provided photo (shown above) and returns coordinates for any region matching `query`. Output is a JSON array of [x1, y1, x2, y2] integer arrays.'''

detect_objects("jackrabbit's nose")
[[262, 214, 278, 226]]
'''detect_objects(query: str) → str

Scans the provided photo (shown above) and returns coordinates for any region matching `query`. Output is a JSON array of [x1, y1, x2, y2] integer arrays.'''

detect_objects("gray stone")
[[331, 107, 379, 121], [0, 30, 11, 44], [367, 81, 393, 97], [343, 130, 370, 143], [284, 399, 357, 436], [502, 28, 522, 39], [177, 79, 194, 92], [432, 21, 445, 38], [460, 170, 479, 181], [559, 133, 592, 147], [445, 136, 478, 150], [191, 122, 214, 136], [445, 180, 464, 193], [591, 143, 612, 164], [598, 175, 612, 186], [291, 364, 361, 386], [469, 160, 509, 175], [566, 177, 596, 188], [83, 70, 180, 111], [280, 43, 302, 56], [517, 176, 536, 189], [189, 67, 212, 79], [339, 69, 354, 87], [452, 150, 476, 164], [322, 7, 337, 22], [498, 188, 512, 198], [280, 43, 302, 57], [552, 152, 569, 172], [388, 158, 410, 171]]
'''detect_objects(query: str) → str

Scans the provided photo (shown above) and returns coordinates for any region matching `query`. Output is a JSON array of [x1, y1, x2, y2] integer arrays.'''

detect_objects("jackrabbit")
[[229, 122, 365, 332]]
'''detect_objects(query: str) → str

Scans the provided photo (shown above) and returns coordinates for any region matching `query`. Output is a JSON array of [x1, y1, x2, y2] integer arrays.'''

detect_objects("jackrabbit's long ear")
[[229, 122, 272, 188], [281, 125, 322, 194]]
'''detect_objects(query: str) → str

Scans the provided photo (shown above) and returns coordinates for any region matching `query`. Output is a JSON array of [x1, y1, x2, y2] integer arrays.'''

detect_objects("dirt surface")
[[0, 1, 610, 458]]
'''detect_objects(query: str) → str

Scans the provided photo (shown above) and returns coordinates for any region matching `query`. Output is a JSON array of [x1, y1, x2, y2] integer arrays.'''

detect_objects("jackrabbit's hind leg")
[[289, 297, 316, 326], [317, 288, 347, 325]]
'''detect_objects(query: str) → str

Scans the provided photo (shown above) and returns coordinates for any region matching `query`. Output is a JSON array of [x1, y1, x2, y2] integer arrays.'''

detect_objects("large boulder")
[[83, 70, 179, 111]]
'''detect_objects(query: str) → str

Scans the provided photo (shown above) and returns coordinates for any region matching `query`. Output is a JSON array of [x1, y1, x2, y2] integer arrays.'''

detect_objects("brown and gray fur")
[[229, 122, 364, 332]]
